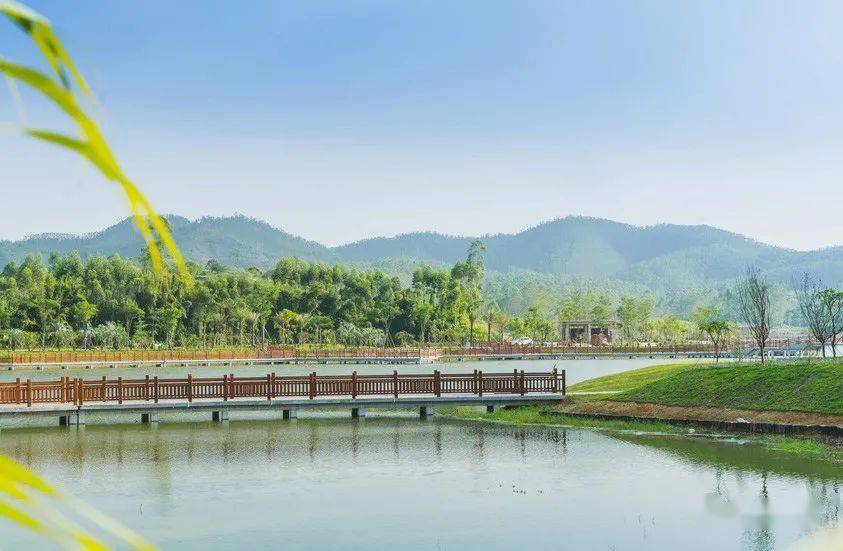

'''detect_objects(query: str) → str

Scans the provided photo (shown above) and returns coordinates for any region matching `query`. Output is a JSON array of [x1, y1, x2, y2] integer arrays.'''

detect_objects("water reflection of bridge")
[[0, 369, 565, 427]]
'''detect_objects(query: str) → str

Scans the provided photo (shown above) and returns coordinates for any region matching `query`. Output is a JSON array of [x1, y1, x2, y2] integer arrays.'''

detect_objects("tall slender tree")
[[451, 240, 486, 347], [795, 274, 831, 357], [736, 268, 773, 363], [818, 288, 843, 357]]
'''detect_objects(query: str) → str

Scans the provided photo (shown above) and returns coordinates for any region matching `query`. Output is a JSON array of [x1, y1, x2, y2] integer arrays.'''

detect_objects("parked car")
[[511, 336, 533, 346]]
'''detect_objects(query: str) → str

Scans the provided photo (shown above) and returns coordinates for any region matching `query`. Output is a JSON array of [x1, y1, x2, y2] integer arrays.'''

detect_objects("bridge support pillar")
[[419, 405, 434, 419], [351, 406, 365, 419], [283, 408, 297, 420], [60, 412, 85, 426], [486, 405, 496, 414], [212, 409, 229, 422], [141, 412, 159, 424]]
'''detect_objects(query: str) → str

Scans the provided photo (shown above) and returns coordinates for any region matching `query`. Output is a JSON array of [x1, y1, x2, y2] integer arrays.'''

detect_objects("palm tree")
[[50, 320, 75, 349]]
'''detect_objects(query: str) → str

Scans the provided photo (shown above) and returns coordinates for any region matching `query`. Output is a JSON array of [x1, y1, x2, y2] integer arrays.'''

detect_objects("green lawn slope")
[[568, 362, 692, 394], [597, 360, 843, 415]]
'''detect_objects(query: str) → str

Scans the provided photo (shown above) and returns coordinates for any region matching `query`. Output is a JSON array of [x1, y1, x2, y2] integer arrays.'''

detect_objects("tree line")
[[795, 273, 843, 357], [0, 245, 723, 350], [729, 268, 843, 362], [0, 243, 834, 357], [0, 242, 487, 350]]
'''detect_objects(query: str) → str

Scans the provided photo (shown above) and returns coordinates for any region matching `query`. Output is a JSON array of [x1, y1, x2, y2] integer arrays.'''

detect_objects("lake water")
[[0, 415, 840, 549], [0, 358, 839, 549]]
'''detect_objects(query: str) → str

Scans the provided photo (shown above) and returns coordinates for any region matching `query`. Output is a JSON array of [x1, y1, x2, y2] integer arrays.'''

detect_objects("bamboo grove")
[[0, 242, 489, 350]]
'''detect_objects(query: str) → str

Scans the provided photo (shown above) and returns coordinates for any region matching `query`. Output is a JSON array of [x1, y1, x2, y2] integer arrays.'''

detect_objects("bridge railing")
[[0, 369, 565, 407]]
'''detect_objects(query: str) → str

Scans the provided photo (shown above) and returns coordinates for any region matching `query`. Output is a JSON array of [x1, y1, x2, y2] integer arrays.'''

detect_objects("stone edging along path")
[[545, 401, 843, 437]]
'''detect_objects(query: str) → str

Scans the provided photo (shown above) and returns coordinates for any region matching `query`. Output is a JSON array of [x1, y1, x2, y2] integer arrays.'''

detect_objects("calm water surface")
[[0, 359, 838, 549], [0, 415, 839, 550]]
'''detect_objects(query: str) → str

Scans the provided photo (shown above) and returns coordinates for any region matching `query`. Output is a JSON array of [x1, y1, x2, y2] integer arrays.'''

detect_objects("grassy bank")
[[444, 358, 843, 463], [572, 359, 843, 415], [568, 362, 690, 394]]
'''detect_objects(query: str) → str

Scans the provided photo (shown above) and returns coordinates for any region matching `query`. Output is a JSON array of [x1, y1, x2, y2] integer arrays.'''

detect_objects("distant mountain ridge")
[[2, 214, 841, 291]]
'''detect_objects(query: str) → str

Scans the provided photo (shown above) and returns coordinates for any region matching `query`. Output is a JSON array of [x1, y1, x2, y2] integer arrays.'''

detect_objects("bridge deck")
[[0, 369, 565, 426], [0, 392, 563, 415]]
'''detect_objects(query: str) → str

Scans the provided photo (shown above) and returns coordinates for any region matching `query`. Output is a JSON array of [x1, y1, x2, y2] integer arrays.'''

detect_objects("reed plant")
[[0, 0, 174, 547], [0, 0, 185, 279]]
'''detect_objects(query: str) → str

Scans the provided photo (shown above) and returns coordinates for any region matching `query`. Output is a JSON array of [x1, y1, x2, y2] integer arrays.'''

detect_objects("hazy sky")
[[2, 1, 842, 249]]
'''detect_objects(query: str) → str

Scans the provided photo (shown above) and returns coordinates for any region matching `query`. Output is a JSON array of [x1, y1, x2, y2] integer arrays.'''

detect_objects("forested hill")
[[0, 215, 335, 270], [1, 214, 841, 290]]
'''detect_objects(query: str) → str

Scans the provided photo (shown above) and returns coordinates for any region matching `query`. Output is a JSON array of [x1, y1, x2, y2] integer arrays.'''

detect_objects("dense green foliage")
[[612, 360, 843, 415], [0, 240, 747, 349], [1, 215, 836, 323], [0, 248, 499, 349]]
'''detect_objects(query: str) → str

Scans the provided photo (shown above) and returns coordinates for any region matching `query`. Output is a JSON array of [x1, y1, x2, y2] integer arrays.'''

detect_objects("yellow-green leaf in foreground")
[[0, 0, 188, 282], [0, 0, 184, 547], [0, 450, 155, 549]]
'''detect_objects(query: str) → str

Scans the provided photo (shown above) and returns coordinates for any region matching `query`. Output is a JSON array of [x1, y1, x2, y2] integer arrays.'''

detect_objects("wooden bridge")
[[0, 369, 565, 426]]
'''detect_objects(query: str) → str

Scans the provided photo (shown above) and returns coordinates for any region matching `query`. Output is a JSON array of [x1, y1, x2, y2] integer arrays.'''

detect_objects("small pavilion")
[[560, 319, 615, 345]]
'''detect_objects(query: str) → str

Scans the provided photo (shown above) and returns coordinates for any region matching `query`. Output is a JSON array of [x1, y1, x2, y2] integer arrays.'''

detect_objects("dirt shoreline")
[[551, 400, 843, 437]]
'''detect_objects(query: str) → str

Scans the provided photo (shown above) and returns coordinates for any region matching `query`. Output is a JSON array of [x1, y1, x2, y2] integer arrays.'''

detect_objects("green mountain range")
[[1, 214, 840, 293]]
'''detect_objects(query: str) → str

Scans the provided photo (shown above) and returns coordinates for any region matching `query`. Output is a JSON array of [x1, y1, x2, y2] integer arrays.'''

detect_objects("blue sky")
[[1, 1, 842, 249]]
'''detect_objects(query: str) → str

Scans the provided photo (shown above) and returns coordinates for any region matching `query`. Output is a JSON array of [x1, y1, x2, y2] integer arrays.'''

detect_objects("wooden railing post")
[[0, 370, 563, 410]]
